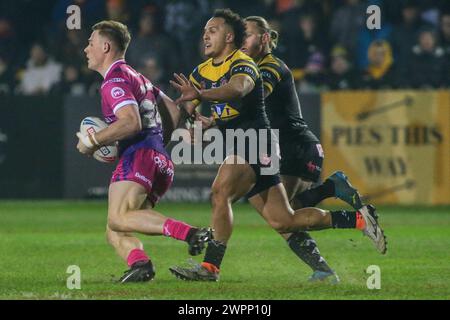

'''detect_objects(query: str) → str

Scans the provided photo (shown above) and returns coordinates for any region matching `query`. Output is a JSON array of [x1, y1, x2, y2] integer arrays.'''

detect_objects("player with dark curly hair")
[[169, 9, 386, 282]]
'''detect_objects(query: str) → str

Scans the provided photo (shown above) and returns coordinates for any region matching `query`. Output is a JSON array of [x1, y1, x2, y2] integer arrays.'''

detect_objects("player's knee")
[[105, 228, 117, 246], [267, 217, 293, 233], [211, 191, 226, 208], [211, 182, 232, 206], [107, 215, 126, 232]]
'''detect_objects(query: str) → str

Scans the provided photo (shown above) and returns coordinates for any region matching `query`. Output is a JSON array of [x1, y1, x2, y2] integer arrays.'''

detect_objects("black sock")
[[287, 232, 333, 273], [185, 228, 198, 243], [331, 210, 357, 228], [203, 240, 227, 270], [296, 179, 335, 207]]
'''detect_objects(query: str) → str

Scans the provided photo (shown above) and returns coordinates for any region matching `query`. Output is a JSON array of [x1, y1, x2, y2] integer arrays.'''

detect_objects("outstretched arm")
[[170, 73, 255, 104], [199, 74, 255, 102], [156, 90, 181, 130]]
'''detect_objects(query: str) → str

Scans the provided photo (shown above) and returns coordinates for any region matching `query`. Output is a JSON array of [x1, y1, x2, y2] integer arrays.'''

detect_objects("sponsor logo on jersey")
[[212, 103, 239, 120], [111, 87, 125, 99], [232, 65, 256, 77], [104, 77, 125, 85], [101, 78, 125, 89]]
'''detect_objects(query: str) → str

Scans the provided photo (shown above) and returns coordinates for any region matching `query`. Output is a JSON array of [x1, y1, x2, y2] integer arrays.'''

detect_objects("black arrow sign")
[[356, 95, 414, 121]]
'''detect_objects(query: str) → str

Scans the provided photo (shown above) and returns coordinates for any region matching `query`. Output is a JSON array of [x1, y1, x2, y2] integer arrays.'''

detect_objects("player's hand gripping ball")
[[77, 116, 118, 163]]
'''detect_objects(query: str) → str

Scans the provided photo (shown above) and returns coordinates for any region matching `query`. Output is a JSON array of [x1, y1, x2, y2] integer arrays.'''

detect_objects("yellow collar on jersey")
[[195, 49, 255, 82]]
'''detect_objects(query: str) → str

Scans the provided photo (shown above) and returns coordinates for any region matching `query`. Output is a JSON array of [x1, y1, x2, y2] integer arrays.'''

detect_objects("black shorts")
[[279, 141, 324, 182], [224, 128, 281, 198], [246, 166, 281, 198]]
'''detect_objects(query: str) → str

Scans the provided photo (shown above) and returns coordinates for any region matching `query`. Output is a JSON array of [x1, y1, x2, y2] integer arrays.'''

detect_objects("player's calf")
[[287, 232, 334, 273]]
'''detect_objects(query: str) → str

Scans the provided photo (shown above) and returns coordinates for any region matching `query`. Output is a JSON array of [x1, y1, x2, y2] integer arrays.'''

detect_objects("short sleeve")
[[260, 63, 282, 94], [101, 79, 138, 115], [230, 60, 259, 83]]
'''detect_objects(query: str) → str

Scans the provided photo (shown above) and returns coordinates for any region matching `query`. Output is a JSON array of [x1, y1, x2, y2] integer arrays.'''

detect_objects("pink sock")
[[127, 248, 149, 267], [162, 218, 192, 241]]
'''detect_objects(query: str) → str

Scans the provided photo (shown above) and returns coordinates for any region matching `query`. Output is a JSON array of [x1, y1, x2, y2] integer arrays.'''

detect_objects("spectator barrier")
[[0, 91, 448, 204]]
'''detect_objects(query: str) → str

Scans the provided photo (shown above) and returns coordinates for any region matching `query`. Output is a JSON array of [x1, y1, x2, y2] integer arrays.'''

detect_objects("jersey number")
[[139, 99, 161, 129]]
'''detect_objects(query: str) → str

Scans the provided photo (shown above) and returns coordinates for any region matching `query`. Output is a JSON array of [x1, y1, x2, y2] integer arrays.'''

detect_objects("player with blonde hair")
[[241, 16, 376, 282], [77, 20, 211, 283]]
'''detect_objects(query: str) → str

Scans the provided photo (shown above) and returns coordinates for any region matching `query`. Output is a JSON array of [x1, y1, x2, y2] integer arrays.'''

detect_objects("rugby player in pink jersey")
[[76, 20, 212, 283]]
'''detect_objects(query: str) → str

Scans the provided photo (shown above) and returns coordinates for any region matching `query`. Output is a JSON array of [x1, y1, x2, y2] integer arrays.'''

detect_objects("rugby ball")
[[79, 116, 118, 163]]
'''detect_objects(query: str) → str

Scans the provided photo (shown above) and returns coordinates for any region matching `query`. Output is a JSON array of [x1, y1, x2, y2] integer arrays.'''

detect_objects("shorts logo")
[[105, 116, 114, 124], [111, 87, 125, 99], [154, 156, 174, 177], [135, 172, 152, 187], [306, 161, 321, 173]]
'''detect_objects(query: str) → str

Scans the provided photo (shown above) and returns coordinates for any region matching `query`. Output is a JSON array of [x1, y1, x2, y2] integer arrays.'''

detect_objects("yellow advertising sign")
[[321, 90, 450, 205]]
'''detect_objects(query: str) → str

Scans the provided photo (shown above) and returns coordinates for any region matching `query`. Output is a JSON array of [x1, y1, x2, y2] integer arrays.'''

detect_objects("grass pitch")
[[0, 201, 449, 300]]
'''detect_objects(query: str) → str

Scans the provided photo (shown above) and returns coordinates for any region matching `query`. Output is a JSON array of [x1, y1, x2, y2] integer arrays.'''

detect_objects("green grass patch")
[[0, 201, 449, 299]]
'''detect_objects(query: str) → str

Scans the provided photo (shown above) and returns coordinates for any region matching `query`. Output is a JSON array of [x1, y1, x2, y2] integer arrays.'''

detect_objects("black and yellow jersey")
[[189, 49, 270, 132], [257, 53, 318, 143]]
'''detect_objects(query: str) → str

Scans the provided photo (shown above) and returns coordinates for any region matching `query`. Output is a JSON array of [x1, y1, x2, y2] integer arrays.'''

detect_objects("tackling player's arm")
[[198, 60, 259, 103], [76, 104, 141, 154], [154, 88, 202, 135], [156, 90, 181, 130], [177, 100, 198, 126], [199, 74, 254, 102], [171, 61, 257, 106], [170, 74, 218, 129], [174, 87, 218, 130]]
